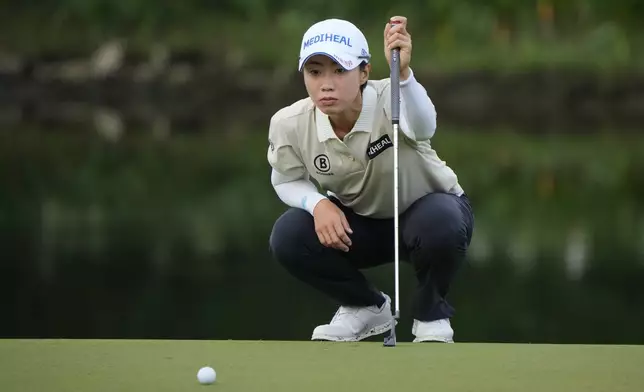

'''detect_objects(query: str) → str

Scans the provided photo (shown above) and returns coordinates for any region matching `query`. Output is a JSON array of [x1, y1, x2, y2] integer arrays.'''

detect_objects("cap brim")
[[298, 51, 362, 71]]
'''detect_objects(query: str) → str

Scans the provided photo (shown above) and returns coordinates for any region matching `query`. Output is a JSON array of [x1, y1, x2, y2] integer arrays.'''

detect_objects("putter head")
[[383, 311, 399, 347], [383, 328, 396, 347]]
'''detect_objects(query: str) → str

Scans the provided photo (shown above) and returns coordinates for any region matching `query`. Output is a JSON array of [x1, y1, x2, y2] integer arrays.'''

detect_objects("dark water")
[[2, 123, 643, 344]]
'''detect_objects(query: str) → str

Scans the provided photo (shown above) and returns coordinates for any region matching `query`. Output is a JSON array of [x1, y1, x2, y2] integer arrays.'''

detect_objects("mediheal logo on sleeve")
[[367, 135, 393, 159], [303, 33, 353, 50]]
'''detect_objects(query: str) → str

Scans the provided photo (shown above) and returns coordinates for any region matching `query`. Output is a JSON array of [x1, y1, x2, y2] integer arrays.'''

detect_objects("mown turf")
[[1, 340, 643, 392]]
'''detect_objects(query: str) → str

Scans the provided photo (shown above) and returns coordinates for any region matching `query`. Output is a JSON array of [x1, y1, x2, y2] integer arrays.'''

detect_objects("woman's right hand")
[[313, 199, 353, 252]]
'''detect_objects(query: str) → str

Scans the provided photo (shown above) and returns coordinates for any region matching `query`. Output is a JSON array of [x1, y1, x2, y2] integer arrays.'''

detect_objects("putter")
[[384, 20, 401, 348]]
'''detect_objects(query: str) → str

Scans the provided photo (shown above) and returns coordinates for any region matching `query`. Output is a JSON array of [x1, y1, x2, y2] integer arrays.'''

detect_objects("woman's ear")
[[360, 63, 371, 84]]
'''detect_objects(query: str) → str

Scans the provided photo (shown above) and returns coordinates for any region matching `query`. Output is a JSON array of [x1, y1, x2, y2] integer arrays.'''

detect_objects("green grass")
[[1, 340, 643, 392]]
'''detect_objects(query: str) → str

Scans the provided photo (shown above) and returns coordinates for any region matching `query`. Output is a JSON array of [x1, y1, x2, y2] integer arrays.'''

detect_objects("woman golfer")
[[267, 16, 474, 342]]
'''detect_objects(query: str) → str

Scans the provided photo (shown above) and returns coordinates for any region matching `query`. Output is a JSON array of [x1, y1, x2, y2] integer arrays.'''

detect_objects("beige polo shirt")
[[267, 78, 463, 219]]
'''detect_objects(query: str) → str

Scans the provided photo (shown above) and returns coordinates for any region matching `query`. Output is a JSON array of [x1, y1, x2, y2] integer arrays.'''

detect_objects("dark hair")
[[359, 62, 368, 93]]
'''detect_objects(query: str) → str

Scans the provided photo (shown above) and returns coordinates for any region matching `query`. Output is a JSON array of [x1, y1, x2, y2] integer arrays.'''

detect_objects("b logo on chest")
[[367, 135, 393, 159], [314, 154, 333, 175]]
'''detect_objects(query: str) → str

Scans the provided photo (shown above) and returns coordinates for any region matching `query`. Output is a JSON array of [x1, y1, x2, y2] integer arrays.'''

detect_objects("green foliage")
[[2, 1, 643, 72], [2, 128, 644, 343], [2, 128, 643, 258], [5, 0, 640, 28]]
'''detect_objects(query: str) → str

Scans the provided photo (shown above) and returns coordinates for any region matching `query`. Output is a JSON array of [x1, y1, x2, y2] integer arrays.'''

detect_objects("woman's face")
[[302, 55, 370, 116]]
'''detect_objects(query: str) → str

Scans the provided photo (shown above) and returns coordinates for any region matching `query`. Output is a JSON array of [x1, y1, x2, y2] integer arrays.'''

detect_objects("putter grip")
[[391, 49, 400, 123], [390, 26, 401, 124]]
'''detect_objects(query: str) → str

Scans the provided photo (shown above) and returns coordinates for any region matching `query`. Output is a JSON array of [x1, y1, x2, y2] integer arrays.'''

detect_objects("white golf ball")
[[197, 366, 216, 384]]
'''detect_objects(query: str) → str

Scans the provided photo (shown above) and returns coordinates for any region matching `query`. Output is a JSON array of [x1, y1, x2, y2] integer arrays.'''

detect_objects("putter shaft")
[[384, 27, 401, 346]]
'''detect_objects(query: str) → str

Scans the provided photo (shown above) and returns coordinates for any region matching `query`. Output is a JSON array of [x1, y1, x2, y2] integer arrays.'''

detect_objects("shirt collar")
[[315, 83, 377, 142]]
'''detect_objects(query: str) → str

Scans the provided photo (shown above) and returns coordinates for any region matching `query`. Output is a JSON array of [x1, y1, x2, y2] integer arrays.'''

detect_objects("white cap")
[[298, 19, 370, 71]]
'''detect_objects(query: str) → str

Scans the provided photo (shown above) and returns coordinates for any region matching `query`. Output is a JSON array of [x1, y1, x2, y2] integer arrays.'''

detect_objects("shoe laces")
[[330, 306, 361, 325]]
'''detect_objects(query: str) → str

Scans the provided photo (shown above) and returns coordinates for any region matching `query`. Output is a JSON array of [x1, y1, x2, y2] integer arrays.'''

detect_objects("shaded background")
[[2, 0, 644, 344]]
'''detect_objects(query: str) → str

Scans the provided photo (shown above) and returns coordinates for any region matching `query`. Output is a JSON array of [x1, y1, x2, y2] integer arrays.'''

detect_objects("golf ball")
[[197, 366, 216, 384]]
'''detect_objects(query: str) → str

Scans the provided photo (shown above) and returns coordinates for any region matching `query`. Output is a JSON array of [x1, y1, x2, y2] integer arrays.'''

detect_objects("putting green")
[[1, 340, 642, 392]]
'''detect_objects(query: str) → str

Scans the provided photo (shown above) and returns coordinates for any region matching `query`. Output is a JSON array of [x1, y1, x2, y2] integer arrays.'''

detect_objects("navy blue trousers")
[[269, 192, 474, 322]]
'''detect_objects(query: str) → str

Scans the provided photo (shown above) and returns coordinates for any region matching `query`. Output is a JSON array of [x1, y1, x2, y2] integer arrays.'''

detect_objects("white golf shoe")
[[412, 318, 454, 343], [311, 293, 395, 342]]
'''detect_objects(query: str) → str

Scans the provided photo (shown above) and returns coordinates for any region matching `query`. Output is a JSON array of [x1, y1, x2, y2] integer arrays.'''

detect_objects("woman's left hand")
[[384, 16, 412, 81]]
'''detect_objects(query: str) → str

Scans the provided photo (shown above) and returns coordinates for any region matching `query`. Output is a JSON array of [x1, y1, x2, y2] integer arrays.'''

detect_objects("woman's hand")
[[383, 16, 412, 81], [313, 199, 353, 252]]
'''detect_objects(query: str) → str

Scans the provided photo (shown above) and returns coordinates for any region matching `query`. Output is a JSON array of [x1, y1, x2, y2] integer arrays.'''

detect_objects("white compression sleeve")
[[399, 68, 437, 141], [271, 169, 328, 215]]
